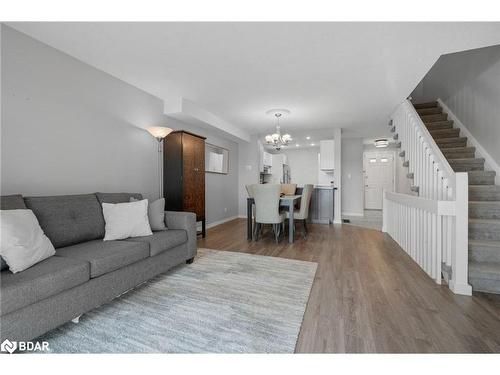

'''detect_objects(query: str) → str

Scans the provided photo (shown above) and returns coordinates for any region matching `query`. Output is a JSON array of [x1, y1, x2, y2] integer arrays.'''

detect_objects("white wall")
[[412, 44, 500, 166], [1, 25, 240, 226], [341, 138, 364, 216], [1, 25, 162, 199], [283, 148, 319, 187], [237, 135, 260, 216]]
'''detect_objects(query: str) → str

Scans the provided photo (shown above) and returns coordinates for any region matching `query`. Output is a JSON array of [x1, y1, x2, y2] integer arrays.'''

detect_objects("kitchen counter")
[[314, 185, 335, 190], [296, 186, 336, 224]]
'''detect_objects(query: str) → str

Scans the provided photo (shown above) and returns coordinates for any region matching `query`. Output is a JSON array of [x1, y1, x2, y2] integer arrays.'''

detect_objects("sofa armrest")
[[164, 211, 197, 260]]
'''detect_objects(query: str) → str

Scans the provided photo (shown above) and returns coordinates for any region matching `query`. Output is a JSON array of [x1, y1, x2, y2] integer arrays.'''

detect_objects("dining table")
[[246, 195, 302, 244]]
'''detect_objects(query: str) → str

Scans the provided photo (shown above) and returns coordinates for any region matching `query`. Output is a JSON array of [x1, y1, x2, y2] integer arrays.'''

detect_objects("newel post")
[[449, 172, 472, 295]]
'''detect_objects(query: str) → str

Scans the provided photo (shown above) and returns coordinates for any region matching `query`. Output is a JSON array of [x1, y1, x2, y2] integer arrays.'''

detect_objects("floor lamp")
[[147, 126, 173, 199]]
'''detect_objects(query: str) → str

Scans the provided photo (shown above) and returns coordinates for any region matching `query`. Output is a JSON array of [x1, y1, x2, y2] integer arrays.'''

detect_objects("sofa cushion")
[[96, 192, 143, 204], [125, 229, 187, 256], [1, 194, 28, 270], [56, 239, 149, 278], [24, 194, 105, 248], [0, 194, 27, 210], [0, 256, 90, 316]]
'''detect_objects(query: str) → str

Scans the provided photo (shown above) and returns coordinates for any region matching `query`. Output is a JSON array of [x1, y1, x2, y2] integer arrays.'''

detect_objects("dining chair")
[[281, 184, 297, 196], [285, 184, 313, 239], [246, 184, 256, 228], [252, 184, 285, 243]]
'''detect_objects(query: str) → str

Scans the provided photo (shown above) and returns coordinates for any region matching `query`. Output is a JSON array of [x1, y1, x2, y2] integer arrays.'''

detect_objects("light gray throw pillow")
[[0, 209, 56, 273], [130, 197, 167, 231]]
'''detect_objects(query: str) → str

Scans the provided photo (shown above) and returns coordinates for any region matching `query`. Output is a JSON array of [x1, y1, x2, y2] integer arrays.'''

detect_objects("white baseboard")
[[437, 98, 500, 185], [203, 215, 240, 230], [342, 212, 364, 217]]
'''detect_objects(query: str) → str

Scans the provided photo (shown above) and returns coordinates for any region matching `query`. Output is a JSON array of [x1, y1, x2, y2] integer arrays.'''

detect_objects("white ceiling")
[[8, 22, 500, 141]]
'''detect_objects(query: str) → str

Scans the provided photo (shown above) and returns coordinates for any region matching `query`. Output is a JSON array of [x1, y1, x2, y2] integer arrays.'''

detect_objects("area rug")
[[39, 248, 317, 353]]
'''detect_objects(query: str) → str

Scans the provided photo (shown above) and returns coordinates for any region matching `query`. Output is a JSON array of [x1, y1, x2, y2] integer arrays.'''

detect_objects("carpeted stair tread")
[[448, 157, 485, 163], [469, 218, 500, 241], [421, 113, 448, 123], [434, 137, 468, 148], [469, 201, 500, 220], [429, 128, 460, 138], [425, 121, 454, 130], [469, 240, 500, 263], [466, 170, 496, 185], [416, 107, 443, 116], [413, 101, 438, 109], [449, 158, 485, 172], [469, 239, 500, 249], [469, 262, 500, 281], [469, 185, 500, 201]]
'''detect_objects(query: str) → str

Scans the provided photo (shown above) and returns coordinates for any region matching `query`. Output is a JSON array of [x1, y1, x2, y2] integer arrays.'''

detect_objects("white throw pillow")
[[130, 197, 167, 231], [102, 199, 153, 241], [0, 209, 56, 273]]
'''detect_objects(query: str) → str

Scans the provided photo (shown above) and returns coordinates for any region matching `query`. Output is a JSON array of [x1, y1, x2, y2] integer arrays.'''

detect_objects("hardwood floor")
[[197, 218, 500, 353]]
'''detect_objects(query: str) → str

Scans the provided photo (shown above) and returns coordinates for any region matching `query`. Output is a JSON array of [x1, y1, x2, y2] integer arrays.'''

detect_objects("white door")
[[364, 151, 394, 210]]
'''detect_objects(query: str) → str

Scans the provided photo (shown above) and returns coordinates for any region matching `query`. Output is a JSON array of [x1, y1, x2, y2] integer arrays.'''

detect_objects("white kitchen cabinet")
[[281, 153, 288, 165], [319, 139, 335, 170], [263, 152, 273, 167], [259, 142, 273, 173], [271, 153, 284, 183]]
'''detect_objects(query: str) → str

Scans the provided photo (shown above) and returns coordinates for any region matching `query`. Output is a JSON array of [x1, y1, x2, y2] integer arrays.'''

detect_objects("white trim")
[[385, 191, 455, 216], [205, 215, 240, 229], [437, 98, 500, 185], [342, 212, 364, 217]]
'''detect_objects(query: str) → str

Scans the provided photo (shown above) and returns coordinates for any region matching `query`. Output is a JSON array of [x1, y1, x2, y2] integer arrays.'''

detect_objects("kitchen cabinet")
[[271, 153, 286, 184], [258, 143, 273, 173], [319, 139, 335, 170], [263, 152, 273, 167], [309, 187, 335, 224]]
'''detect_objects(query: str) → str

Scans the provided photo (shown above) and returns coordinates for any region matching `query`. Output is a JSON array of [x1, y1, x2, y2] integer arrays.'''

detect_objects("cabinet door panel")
[[182, 134, 197, 214], [194, 137, 205, 219]]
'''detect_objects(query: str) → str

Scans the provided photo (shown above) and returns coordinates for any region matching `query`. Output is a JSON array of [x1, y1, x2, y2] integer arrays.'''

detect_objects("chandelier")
[[265, 109, 292, 151]]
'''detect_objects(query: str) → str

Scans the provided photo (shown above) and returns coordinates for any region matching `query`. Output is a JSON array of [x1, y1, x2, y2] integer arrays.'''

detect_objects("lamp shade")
[[147, 126, 173, 139]]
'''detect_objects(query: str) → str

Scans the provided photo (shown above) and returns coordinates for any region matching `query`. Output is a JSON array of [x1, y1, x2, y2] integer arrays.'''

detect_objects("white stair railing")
[[382, 100, 472, 295]]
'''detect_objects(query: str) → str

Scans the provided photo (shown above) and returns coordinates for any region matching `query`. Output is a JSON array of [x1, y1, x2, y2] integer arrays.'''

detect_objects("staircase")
[[411, 101, 500, 294]]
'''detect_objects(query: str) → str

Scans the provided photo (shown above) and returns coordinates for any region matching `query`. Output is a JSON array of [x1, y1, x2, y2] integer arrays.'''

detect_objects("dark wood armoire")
[[163, 130, 206, 237]]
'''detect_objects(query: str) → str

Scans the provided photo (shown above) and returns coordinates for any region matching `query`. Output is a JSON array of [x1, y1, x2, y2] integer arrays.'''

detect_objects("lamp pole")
[[156, 137, 163, 199], [147, 126, 173, 199]]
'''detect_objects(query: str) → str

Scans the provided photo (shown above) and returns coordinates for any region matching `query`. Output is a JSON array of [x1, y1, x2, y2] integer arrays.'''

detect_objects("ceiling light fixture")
[[374, 138, 389, 148], [296, 144, 300, 147], [310, 143, 315, 146], [306, 136, 311, 140], [264, 109, 292, 151]]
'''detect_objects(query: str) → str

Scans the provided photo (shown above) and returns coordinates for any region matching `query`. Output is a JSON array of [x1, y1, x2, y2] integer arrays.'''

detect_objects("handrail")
[[385, 191, 455, 216], [402, 100, 456, 193]]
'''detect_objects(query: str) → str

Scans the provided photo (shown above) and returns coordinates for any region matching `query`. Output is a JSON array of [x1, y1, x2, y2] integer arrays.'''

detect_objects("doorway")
[[363, 151, 395, 210]]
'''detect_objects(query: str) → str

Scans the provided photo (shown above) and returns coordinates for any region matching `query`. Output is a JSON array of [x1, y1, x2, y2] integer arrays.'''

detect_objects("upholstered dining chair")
[[252, 184, 285, 243], [280, 184, 297, 196], [246, 184, 256, 228], [285, 184, 313, 239]]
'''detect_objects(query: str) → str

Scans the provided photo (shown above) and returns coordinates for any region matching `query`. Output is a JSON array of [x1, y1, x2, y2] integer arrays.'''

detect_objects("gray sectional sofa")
[[0, 192, 197, 342]]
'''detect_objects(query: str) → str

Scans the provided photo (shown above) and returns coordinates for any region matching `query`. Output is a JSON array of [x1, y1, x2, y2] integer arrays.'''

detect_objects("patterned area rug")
[[39, 248, 317, 353]]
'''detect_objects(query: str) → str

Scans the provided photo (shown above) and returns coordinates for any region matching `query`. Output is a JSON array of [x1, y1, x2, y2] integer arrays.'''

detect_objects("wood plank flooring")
[[197, 219, 500, 353]]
